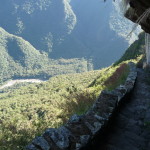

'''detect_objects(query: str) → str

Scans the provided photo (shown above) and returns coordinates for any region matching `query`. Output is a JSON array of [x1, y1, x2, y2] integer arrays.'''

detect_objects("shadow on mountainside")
[[95, 69, 150, 150]]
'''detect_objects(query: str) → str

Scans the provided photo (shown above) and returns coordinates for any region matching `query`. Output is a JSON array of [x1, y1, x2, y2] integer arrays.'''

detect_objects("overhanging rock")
[[124, 0, 150, 34]]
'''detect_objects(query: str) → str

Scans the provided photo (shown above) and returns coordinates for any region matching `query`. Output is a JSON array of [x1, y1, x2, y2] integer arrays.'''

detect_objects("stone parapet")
[[26, 62, 137, 150]]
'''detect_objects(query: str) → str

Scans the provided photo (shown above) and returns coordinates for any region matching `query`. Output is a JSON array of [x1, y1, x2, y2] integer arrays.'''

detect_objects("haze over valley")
[[0, 0, 141, 83]]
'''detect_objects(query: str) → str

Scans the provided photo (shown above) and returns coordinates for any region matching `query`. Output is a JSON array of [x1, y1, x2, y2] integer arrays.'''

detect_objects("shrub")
[[104, 63, 129, 91], [61, 90, 96, 123]]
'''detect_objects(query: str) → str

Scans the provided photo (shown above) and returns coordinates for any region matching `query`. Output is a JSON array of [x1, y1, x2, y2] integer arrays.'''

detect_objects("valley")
[[0, 32, 144, 148], [0, 0, 141, 85], [0, 0, 146, 150]]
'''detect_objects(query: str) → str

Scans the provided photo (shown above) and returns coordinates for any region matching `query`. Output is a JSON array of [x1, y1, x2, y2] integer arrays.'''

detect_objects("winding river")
[[0, 79, 45, 90]]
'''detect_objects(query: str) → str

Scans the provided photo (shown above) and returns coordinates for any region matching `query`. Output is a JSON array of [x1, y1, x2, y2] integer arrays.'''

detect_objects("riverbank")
[[0, 79, 45, 90]]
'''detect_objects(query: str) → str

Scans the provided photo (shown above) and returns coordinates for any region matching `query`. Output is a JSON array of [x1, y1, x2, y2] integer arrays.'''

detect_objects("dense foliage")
[[0, 31, 145, 149], [115, 32, 145, 65], [0, 62, 131, 150], [0, 27, 91, 84], [0, 0, 132, 69], [0, 70, 101, 149]]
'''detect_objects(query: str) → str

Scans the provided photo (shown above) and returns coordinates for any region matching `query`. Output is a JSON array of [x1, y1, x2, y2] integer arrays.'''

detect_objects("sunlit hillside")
[[0, 33, 144, 149], [0, 27, 91, 84]]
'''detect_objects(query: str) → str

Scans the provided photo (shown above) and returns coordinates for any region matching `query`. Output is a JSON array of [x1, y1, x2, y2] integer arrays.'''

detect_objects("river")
[[0, 79, 45, 90]]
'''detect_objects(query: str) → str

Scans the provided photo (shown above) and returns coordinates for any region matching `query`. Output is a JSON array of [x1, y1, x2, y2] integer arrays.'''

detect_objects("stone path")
[[97, 69, 150, 150]]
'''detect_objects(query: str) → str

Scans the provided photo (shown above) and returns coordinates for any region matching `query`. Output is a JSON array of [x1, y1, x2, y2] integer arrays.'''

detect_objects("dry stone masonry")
[[26, 63, 137, 150]]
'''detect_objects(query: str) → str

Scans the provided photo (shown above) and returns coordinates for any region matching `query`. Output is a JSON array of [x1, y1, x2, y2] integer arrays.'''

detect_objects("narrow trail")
[[97, 69, 150, 150]]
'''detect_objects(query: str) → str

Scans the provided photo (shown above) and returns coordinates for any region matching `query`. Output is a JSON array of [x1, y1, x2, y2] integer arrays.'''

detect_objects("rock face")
[[26, 63, 137, 150], [124, 0, 150, 66], [125, 0, 150, 34], [0, 0, 76, 53]]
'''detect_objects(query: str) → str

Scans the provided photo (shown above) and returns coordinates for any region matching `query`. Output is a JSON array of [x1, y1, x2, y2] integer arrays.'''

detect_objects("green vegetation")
[[0, 27, 91, 84], [88, 62, 130, 96], [115, 32, 145, 65], [0, 62, 131, 150], [0, 30, 146, 149], [104, 63, 129, 91], [62, 90, 96, 118], [0, 70, 101, 149]]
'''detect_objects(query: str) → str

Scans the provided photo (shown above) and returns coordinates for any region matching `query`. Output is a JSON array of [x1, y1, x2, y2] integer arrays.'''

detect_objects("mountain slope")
[[0, 63, 129, 150], [0, 27, 90, 83], [0, 0, 141, 70], [0, 30, 145, 149], [0, 0, 76, 52], [116, 32, 145, 65]]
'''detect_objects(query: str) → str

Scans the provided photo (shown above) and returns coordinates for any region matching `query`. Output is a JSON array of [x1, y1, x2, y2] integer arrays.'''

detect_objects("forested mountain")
[[0, 0, 141, 82], [0, 1, 145, 149], [0, 27, 90, 83], [0, 32, 145, 149]]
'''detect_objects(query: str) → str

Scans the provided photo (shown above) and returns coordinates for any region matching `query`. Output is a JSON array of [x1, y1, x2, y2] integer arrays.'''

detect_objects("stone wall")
[[26, 63, 137, 150]]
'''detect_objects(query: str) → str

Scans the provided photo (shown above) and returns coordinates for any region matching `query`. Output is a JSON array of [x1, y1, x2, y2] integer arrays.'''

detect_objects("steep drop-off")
[[125, 0, 150, 34], [0, 27, 90, 83], [98, 69, 150, 150], [0, 33, 145, 149], [0, 0, 141, 69]]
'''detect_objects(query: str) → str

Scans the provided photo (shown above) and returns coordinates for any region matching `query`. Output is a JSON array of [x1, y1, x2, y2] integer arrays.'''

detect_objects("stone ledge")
[[26, 62, 137, 150]]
